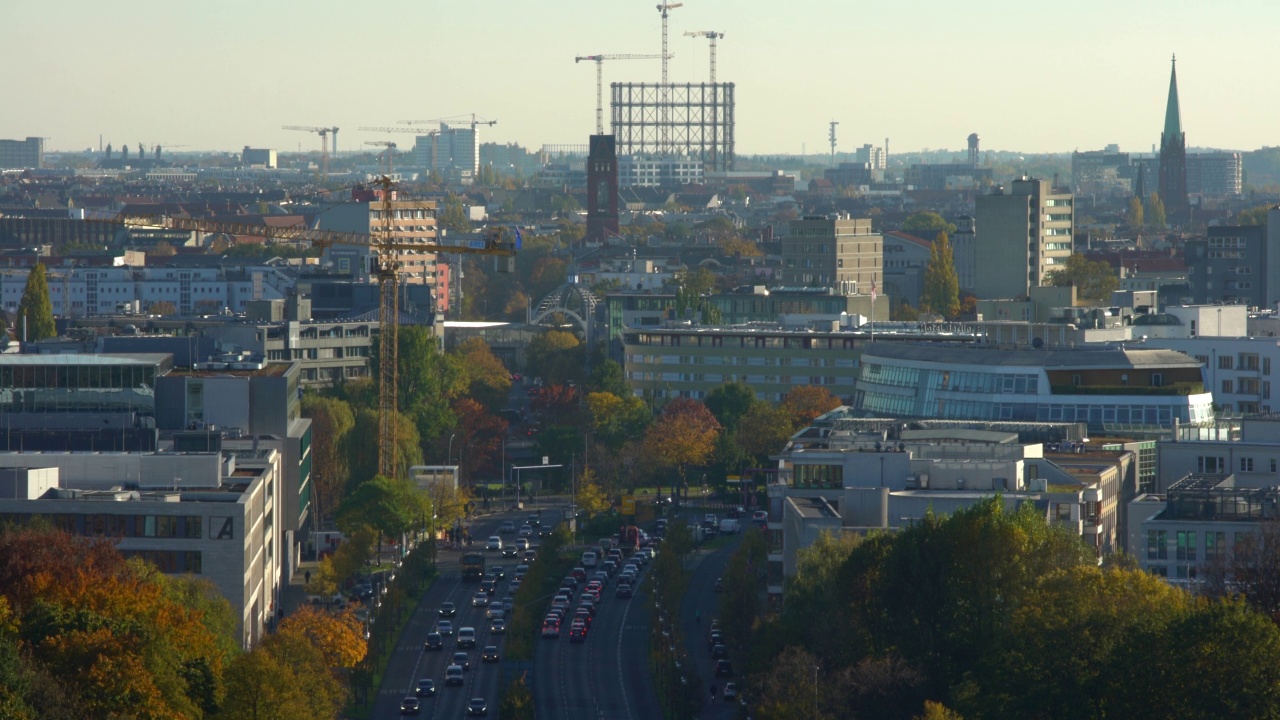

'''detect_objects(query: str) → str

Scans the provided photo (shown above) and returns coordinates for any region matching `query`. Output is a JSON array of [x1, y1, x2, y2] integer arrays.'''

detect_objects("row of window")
[[629, 371, 838, 386], [1198, 455, 1279, 473], [628, 354, 856, 369], [121, 549, 204, 574], [1147, 529, 1232, 562], [858, 390, 1207, 426], [631, 334, 866, 350], [0, 512, 204, 539]]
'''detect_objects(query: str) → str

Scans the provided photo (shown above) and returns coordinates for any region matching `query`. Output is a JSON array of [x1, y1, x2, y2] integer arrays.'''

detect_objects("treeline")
[[0, 525, 365, 720], [727, 499, 1280, 720]]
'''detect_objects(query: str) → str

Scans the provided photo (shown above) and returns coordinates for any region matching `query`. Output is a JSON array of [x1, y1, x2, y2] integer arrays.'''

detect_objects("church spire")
[[1163, 54, 1182, 141]]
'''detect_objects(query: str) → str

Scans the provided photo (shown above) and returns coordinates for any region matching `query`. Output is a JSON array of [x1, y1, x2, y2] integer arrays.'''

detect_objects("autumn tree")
[[901, 211, 956, 236], [14, 264, 55, 342], [454, 337, 511, 411], [526, 329, 584, 387], [781, 385, 842, 428], [643, 398, 722, 482], [575, 468, 612, 517], [920, 232, 960, 319], [1145, 192, 1167, 229], [587, 358, 630, 399], [1045, 253, 1119, 301], [452, 397, 508, 482], [586, 391, 651, 449], [302, 395, 355, 527], [1126, 196, 1145, 228], [737, 402, 795, 462]]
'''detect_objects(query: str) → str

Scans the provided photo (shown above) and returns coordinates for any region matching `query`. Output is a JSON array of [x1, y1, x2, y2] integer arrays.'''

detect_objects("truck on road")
[[462, 552, 486, 581]]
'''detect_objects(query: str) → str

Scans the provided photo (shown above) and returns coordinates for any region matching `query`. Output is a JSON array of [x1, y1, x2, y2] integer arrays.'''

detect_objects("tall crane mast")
[[683, 30, 724, 84], [364, 141, 398, 175], [360, 127, 440, 174], [655, 3, 683, 155], [88, 188, 518, 480], [829, 121, 839, 167], [282, 125, 340, 179], [575, 54, 668, 135]]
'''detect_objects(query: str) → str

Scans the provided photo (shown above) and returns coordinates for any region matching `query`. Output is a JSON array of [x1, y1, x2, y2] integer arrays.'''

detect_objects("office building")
[[316, 188, 445, 311], [1184, 225, 1269, 307], [855, 342, 1211, 431], [0, 137, 43, 169], [1071, 149, 1132, 196], [241, 147, 278, 169], [0, 452, 283, 649], [780, 215, 882, 293], [1187, 152, 1242, 198], [856, 143, 886, 171], [617, 155, 704, 188], [974, 177, 1074, 299], [1159, 57, 1189, 221]]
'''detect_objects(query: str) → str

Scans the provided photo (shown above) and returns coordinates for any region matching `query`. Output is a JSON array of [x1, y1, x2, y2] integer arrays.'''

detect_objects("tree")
[[915, 702, 965, 720], [148, 300, 178, 316], [526, 330, 584, 387], [781, 385, 842, 428], [586, 391, 650, 449], [452, 397, 508, 483], [1204, 519, 1280, 622], [336, 474, 425, 559], [437, 192, 472, 233], [454, 337, 511, 411], [14, 264, 55, 342], [586, 359, 630, 399], [643, 398, 722, 481], [1044, 253, 1119, 301], [275, 605, 367, 670], [901, 211, 956, 237], [575, 471, 611, 517], [302, 395, 355, 527], [499, 673, 535, 720], [343, 407, 423, 488], [1126, 196, 1145, 228], [737, 402, 794, 462], [705, 382, 758, 431], [920, 232, 960, 319], [1145, 192, 1167, 229], [1239, 204, 1271, 226]]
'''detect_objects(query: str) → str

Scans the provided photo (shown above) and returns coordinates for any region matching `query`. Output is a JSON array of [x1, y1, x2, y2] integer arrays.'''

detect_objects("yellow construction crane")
[[282, 125, 340, 178], [683, 30, 725, 84], [575, 54, 668, 135], [359, 126, 439, 173], [88, 183, 518, 479], [365, 141, 398, 175]]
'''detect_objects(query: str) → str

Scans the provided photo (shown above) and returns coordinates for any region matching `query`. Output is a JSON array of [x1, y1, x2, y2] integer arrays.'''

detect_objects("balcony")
[[1050, 382, 1203, 397]]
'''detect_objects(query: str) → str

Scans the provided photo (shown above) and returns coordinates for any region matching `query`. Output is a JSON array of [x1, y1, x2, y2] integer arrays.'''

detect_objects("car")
[[457, 627, 477, 649], [467, 697, 489, 716], [712, 643, 728, 659], [486, 536, 502, 551], [487, 602, 505, 620], [715, 659, 734, 678], [481, 578, 498, 596], [574, 608, 593, 628], [509, 578, 523, 591], [569, 624, 587, 643], [551, 594, 571, 611], [619, 571, 637, 586], [570, 566, 587, 582], [541, 620, 561, 638], [708, 630, 724, 650], [452, 651, 472, 672], [415, 678, 437, 697], [502, 544, 519, 557], [481, 645, 501, 663], [439, 602, 457, 617], [714, 577, 724, 592], [436, 620, 454, 636], [527, 514, 541, 527], [502, 595, 515, 613], [561, 575, 580, 590], [472, 592, 489, 608], [499, 521, 516, 534], [601, 560, 617, 576], [578, 598, 597, 616], [489, 617, 507, 634], [537, 526, 553, 539], [616, 583, 634, 599], [592, 570, 609, 584], [445, 664, 465, 686], [424, 632, 444, 651], [752, 510, 769, 525], [515, 537, 530, 551], [581, 551, 599, 568], [723, 682, 738, 700], [518, 524, 533, 538], [514, 564, 529, 578], [523, 549, 538, 563], [489, 565, 506, 580], [400, 696, 421, 714]]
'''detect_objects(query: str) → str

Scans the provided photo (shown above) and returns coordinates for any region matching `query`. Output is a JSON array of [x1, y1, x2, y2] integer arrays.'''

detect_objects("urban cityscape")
[[4, 2, 1280, 719]]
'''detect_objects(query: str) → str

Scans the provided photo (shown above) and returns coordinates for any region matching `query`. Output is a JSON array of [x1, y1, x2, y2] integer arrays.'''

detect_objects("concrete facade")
[[1185, 225, 1268, 308], [974, 178, 1074, 299], [780, 215, 882, 294]]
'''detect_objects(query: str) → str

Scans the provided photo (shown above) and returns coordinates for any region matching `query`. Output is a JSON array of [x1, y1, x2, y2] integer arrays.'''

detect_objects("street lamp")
[[448, 433, 457, 466]]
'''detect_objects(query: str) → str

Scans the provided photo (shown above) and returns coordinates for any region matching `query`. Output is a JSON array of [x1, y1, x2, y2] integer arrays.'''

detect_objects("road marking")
[[614, 588, 635, 720]]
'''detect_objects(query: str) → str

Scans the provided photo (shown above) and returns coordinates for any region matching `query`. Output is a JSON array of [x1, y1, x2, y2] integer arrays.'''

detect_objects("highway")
[[369, 511, 516, 719], [532, 544, 662, 719]]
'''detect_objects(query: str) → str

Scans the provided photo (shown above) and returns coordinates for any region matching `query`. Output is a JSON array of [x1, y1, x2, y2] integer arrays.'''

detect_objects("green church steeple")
[[1163, 54, 1182, 141]]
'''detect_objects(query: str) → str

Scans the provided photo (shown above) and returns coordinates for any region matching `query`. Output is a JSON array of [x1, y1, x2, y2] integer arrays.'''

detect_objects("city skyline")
[[3, 0, 1277, 156]]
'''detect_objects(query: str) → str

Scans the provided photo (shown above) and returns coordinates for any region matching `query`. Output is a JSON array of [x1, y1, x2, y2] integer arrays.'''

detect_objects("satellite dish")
[[1031, 337, 1044, 349]]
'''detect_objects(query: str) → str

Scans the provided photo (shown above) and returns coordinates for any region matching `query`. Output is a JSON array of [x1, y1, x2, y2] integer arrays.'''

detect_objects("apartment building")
[[780, 215, 882, 294], [974, 177, 1074, 299]]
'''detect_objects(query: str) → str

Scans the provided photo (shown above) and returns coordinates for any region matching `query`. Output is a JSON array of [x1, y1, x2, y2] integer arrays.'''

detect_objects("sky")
[[4, 0, 1278, 157]]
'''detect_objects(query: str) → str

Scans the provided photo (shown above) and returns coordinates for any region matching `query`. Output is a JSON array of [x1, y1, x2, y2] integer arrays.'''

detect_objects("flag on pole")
[[870, 275, 877, 301]]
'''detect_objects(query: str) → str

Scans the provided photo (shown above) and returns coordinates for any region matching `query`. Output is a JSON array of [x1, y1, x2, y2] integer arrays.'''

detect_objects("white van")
[[581, 551, 599, 568], [719, 518, 741, 534]]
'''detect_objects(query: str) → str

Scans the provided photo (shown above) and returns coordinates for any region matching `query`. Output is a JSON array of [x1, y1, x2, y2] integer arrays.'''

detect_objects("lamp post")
[[448, 433, 457, 466], [813, 664, 821, 717]]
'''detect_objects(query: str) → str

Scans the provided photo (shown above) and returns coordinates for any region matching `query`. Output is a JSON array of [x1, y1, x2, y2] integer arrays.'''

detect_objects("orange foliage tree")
[[781, 385, 843, 428], [643, 398, 723, 482]]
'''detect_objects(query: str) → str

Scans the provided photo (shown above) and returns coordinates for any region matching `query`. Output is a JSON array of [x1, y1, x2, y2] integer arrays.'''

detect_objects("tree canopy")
[[920, 232, 960, 319], [1045, 253, 1119, 301], [15, 264, 55, 342], [901, 211, 956, 237]]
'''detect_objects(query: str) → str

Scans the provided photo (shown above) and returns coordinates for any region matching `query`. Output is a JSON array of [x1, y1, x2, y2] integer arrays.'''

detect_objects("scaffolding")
[[610, 82, 735, 172]]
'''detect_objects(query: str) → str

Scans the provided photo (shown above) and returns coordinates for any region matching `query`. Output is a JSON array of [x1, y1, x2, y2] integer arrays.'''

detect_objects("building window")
[[1147, 529, 1168, 560], [1176, 531, 1196, 562], [1220, 355, 1234, 370], [1151, 372, 1163, 387], [1242, 457, 1255, 472], [1222, 380, 1234, 394], [1197, 456, 1225, 474]]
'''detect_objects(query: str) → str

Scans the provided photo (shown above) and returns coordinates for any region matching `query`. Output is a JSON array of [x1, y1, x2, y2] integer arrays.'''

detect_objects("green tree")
[[15, 264, 55, 342], [1238, 204, 1271, 226], [736, 402, 794, 463], [1126, 196, 1145, 228], [1044, 253, 1119, 301], [437, 192, 472, 233], [302, 395, 355, 527], [336, 474, 426, 559], [453, 337, 511, 411], [901, 211, 956, 237], [526, 330, 584, 387], [705, 382, 757, 431], [586, 359, 629, 399], [343, 407, 423, 487], [1145, 192, 1167, 229], [921, 232, 960, 319]]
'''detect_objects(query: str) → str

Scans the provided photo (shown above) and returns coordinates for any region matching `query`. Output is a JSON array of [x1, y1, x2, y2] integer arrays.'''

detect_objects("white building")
[[1155, 414, 1280, 491], [1141, 336, 1280, 415], [0, 449, 284, 649], [618, 155, 704, 188]]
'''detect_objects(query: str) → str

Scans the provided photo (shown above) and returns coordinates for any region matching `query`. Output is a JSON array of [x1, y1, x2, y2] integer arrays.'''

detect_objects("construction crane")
[[359, 126, 440, 174], [88, 181, 518, 480], [655, 3, 683, 155], [399, 114, 497, 132], [575, 54, 668, 135], [365, 141, 398, 175], [683, 31, 724, 84], [282, 125, 340, 178]]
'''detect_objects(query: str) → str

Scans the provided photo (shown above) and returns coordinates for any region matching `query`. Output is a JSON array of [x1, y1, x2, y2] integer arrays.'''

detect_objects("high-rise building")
[[780, 215, 881, 294], [412, 124, 479, 176], [1187, 152, 1243, 198], [0, 137, 43, 169], [585, 135, 619, 245], [856, 143, 886, 170], [241, 147, 277, 169], [974, 178, 1074, 299], [1158, 56, 1189, 221], [1185, 223, 1273, 308]]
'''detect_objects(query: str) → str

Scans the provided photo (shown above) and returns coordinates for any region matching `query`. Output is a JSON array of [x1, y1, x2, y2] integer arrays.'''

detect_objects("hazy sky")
[[4, 0, 1277, 156]]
